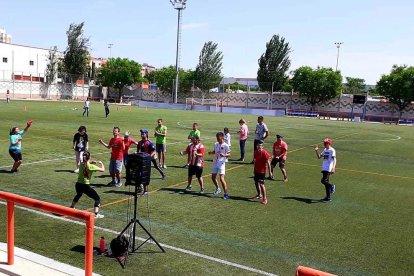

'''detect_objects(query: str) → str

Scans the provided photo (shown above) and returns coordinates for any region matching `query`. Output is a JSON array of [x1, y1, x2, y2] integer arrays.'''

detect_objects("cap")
[[140, 129, 148, 135], [257, 140, 264, 145], [276, 134, 283, 138], [323, 138, 333, 145], [191, 134, 200, 140], [124, 131, 130, 137]]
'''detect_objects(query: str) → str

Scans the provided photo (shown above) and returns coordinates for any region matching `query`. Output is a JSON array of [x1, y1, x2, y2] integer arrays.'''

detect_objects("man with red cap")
[[314, 138, 336, 202]]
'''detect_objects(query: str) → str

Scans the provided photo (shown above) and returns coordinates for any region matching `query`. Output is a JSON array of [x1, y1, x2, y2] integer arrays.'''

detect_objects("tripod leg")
[[136, 220, 166, 252]]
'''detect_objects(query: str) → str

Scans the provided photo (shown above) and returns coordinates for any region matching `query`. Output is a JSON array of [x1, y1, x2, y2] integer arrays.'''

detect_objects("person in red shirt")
[[180, 135, 206, 194], [99, 127, 125, 187], [270, 134, 288, 182], [122, 131, 138, 166], [251, 140, 272, 205]]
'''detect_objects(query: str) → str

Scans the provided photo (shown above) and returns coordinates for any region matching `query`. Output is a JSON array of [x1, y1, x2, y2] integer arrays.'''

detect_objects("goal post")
[[185, 98, 218, 111]]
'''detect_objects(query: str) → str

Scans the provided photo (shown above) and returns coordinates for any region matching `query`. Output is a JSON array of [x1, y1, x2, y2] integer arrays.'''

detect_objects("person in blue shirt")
[[9, 120, 32, 173]]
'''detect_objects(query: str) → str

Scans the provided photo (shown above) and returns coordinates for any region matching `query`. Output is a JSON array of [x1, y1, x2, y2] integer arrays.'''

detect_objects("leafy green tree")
[[344, 77, 366, 94], [291, 66, 342, 109], [62, 22, 90, 83], [45, 46, 59, 84], [194, 41, 223, 93], [376, 65, 414, 118], [97, 58, 143, 100], [144, 65, 194, 95], [257, 34, 291, 92]]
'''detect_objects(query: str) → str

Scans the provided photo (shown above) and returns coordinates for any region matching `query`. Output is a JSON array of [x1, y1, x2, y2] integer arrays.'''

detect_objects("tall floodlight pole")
[[335, 42, 344, 119], [108, 43, 114, 59], [334, 42, 343, 71], [170, 0, 187, 104]]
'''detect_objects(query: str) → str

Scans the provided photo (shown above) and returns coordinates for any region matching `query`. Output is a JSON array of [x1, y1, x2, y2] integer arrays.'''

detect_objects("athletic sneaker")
[[107, 181, 116, 186], [199, 188, 205, 194], [321, 197, 332, 203], [185, 185, 192, 191], [249, 195, 262, 200], [331, 184, 336, 194], [213, 188, 221, 196], [74, 168, 79, 173], [283, 177, 288, 183], [137, 184, 144, 193], [223, 193, 230, 200], [261, 198, 268, 205], [115, 182, 123, 188], [142, 192, 148, 196], [95, 213, 105, 219], [163, 165, 167, 169]]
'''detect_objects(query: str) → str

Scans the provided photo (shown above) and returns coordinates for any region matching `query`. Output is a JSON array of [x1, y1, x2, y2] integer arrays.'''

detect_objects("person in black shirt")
[[104, 99, 110, 118], [73, 126, 89, 173]]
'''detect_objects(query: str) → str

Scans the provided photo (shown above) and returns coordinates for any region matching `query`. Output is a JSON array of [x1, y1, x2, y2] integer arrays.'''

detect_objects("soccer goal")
[[185, 98, 218, 111]]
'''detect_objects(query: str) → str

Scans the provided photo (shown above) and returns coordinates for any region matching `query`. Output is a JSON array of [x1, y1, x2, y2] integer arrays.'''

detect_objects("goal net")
[[185, 98, 218, 111]]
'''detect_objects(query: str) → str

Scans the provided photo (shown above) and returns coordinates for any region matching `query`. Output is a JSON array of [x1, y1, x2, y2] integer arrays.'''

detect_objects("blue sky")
[[2, 0, 414, 84]]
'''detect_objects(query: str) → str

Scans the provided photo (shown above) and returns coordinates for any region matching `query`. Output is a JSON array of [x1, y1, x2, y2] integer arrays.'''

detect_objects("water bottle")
[[100, 236, 106, 254]]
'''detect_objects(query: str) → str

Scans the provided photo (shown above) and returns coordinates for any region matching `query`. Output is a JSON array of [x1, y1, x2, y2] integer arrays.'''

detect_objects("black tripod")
[[117, 184, 165, 268]]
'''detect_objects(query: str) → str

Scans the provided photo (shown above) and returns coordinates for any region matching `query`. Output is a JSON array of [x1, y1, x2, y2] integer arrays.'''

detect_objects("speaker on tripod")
[[126, 152, 151, 187], [116, 152, 165, 269]]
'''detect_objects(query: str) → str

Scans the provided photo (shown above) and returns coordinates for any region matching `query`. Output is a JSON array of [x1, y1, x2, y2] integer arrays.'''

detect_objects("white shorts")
[[211, 164, 225, 175]]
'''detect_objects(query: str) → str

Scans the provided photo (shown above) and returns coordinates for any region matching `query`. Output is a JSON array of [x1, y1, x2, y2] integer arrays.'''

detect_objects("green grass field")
[[0, 100, 413, 276]]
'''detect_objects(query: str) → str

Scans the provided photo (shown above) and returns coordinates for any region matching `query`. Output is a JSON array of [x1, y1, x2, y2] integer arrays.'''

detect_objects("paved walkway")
[[0, 243, 101, 276]]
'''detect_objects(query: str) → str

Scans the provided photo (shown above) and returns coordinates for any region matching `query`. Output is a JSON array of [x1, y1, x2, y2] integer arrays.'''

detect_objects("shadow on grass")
[[103, 190, 135, 196], [230, 161, 249, 165], [91, 183, 113, 188], [167, 165, 187, 169], [95, 174, 112, 179], [54, 169, 75, 173], [226, 195, 254, 202], [280, 196, 322, 204], [70, 245, 100, 254], [159, 187, 211, 198], [159, 187, 252, 202], [0, 169, 12, 174]]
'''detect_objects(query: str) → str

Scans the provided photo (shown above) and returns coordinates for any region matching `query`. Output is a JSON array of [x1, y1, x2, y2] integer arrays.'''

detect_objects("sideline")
[[0, 201, 277, 276]]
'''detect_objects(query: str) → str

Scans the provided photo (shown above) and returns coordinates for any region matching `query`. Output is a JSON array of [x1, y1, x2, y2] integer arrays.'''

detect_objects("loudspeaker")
[[353, 95, 366, 104], [125, 152, 151, 186]]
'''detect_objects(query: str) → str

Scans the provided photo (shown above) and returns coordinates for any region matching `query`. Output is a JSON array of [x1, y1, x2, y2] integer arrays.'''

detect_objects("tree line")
[[47, 22, 414, 118]]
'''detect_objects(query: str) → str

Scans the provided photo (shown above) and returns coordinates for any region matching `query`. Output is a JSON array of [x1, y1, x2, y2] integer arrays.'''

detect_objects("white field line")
[[0, 201, 278, 276]]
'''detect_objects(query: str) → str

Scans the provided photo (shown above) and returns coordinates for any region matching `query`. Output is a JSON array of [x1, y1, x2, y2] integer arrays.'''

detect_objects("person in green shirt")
[[70, 151, 106, 219], [187, 122, 201, 140], [154, 118, 168, 169]]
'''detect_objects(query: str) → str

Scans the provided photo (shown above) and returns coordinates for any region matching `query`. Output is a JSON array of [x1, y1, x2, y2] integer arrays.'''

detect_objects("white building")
[[0, 42, 53, 82]]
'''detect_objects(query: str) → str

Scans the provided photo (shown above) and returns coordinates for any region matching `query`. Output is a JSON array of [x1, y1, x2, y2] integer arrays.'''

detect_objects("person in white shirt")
[[315, 138, 337, 203], [251, 116, 268, 164], [223, 127, 231, 163], [208, 132, 231, 199], [83, 97, 90, 117]]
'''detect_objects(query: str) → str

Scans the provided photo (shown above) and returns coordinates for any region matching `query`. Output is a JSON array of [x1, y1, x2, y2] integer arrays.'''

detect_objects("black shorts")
[[271, 157, 286, 168], [188, 165, 203, 178], [254, 172, 266, 184], [9, 149, 22, 162]]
